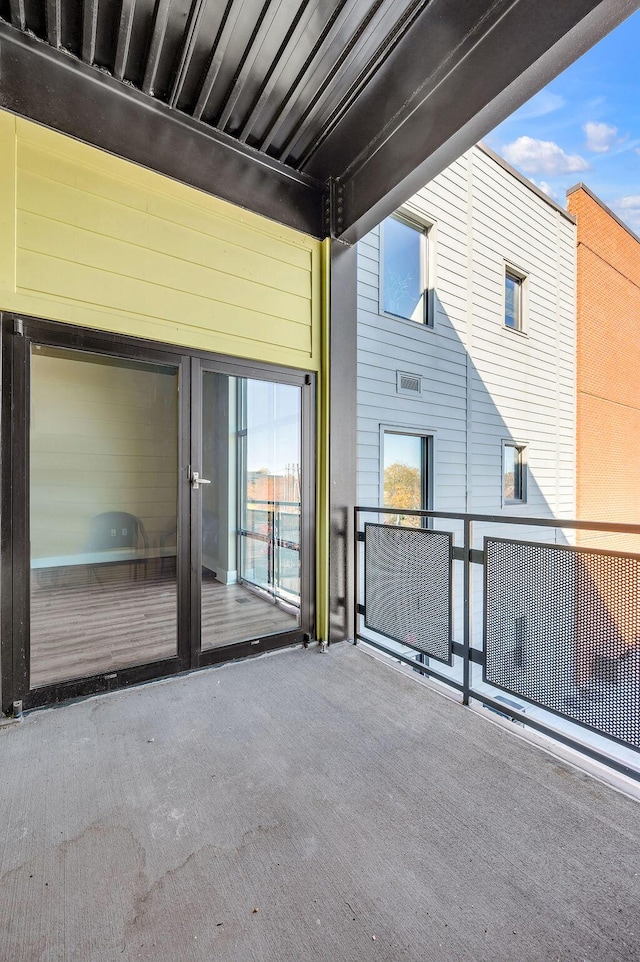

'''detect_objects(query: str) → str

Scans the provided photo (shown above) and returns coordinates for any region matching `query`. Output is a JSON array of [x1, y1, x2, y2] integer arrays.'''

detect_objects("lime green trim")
[[316, 238, 331, 642]]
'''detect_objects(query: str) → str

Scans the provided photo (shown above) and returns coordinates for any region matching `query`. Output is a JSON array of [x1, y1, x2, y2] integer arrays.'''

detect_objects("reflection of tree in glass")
[[384, 462, 421, 527], [384, 267, 420, 318], [504, 470, 515, 501]]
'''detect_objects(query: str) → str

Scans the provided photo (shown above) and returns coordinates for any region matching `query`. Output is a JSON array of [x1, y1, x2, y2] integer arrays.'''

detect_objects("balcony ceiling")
[[0, 0, 638, 239]]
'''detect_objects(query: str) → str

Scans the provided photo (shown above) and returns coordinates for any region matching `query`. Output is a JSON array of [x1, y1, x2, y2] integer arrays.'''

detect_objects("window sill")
[[502, 325, 529, 339]]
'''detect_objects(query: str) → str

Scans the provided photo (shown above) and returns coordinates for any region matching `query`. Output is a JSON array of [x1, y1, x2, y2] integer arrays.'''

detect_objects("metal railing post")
[[462, 517, 471, 706], [267, 507, 274, 591], [274, 503, 280, 598], [353, 506, 360, 645]]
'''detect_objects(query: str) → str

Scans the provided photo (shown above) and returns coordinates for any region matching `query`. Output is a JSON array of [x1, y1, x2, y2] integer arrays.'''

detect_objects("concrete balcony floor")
[[2, 644, 640, 962]]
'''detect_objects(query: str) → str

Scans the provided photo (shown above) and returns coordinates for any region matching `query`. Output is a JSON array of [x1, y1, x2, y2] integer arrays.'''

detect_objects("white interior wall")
[[30, 348, 178, 562]]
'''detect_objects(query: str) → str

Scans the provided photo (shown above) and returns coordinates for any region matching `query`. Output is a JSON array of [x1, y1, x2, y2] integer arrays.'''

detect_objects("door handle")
[[190, 471, 211, 490]]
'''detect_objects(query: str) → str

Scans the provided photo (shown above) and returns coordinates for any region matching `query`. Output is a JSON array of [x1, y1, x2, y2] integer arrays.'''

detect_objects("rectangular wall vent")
[[396, 371, 422, 396]]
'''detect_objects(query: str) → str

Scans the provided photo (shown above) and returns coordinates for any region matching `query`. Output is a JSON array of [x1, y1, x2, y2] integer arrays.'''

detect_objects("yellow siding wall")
[[0, 111, 321, 371]]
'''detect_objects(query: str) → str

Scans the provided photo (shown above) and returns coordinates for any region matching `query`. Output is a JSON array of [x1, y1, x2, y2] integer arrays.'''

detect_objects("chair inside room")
[[87, 511, 149, 583]]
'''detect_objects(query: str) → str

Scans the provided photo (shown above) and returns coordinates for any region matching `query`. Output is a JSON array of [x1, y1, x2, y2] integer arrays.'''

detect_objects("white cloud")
[[607, 137, 640, 158], [583, 121, 617, 153], [617, 196, 640, 233], [501, 136, 589, 176], [619, 195, 640, 209], [514, 91, 565, 120]]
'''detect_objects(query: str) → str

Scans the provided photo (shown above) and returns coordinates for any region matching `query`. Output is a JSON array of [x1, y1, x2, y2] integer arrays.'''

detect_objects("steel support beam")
[[114, 0, 136, 81], [0, 24, 326, 239], [306, 0, 640, 244], [81, 0, 99, 64], [328, 239, 357, 644], [141, 0, 172, 96], [45, 0, 62, 49]]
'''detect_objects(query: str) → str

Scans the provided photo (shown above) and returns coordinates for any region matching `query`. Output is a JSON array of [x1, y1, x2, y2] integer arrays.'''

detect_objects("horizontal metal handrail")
[[247, 499, 301, 508], [355, 505, 640, 535], [239, 528, 300, 551]]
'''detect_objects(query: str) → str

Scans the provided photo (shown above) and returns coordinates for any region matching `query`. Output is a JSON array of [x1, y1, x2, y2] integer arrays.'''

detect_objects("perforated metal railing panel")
[[485, 537, 640, 748], [364, 523, 453, 664]]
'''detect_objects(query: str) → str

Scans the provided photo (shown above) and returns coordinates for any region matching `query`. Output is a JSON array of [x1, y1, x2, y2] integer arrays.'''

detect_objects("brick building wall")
[[567, 184, 640, 546]]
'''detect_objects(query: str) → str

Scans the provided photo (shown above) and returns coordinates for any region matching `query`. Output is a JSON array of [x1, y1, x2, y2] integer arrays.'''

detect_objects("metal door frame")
[[0, 314, 315, 712], [191, 355, 314, 672]]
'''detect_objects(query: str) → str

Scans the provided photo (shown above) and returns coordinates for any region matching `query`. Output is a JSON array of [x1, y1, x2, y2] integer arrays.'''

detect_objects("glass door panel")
[[199, 372, 300, 651], [240, 379, 302, 606], [29, 345, 179, 687]]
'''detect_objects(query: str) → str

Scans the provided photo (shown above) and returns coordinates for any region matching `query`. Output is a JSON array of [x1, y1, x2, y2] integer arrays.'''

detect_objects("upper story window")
[[504, 267, 526, 331], [503, 442, 527, 504], [381, 215, 429, 324]]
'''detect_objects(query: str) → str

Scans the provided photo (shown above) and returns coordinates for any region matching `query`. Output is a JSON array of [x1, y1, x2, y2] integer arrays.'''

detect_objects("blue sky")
[[485, 9, 640, 232]]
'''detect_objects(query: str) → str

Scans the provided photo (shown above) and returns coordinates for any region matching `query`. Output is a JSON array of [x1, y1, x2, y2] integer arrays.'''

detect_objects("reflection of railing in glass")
[[239, 499, 301, 607]]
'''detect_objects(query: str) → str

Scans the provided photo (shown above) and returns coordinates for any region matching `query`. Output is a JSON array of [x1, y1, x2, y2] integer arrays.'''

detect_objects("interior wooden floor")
[[29, 565, 298, 689]]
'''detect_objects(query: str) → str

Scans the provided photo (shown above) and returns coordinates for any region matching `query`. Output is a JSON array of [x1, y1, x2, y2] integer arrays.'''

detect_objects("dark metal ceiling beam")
[[46, 0, 62, 48], [82, 0, 99, 63], [193, 0, 244, 121], [275, 0, 393, 163], [142, 0, 172, 95], [217, 0, 282, 132], [292, 0, 428, 171], [237, 0, 315, 144], [0, 24, 326, 238], [8, 0, 26, 31], [114, 0, 136, 80], [255, 0, 354, 152], [317, 0, 640, 243], [168, 0, 207, 108]]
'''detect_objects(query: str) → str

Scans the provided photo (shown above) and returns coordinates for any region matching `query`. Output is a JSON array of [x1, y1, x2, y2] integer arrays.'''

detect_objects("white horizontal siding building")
[[357, 143, 576, 529]]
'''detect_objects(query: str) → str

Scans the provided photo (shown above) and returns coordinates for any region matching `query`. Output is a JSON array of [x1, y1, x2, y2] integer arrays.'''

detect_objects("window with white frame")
[[382, 430, 431, 526], [381, 215, 429, 324], [504, 266, 526, 331], [503, 442, 527, 504]]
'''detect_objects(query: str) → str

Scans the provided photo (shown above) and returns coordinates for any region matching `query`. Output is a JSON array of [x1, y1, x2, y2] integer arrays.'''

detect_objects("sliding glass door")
[[28, 346, 181, 688], [196, 368, 304, 652], [1, 318, 314, 711]]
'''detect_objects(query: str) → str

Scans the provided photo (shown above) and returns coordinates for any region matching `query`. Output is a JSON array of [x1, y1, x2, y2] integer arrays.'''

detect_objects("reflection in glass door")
[[199, 372, 301, 651], [239, 379, 302, 606], [29, 346, 180, 688]]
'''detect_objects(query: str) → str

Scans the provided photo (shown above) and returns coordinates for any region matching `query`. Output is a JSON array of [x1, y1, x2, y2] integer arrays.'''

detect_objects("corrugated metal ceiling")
[[1, 0, 635, 239], [0, 0, 429, 172]]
